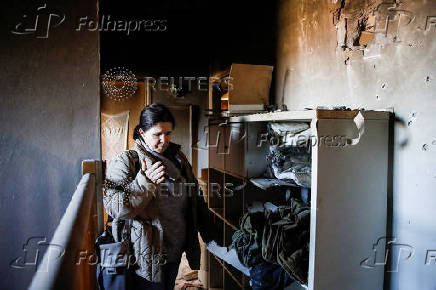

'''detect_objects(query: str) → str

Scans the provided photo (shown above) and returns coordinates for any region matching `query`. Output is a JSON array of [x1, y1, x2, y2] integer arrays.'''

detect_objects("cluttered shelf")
[[206, 107, 390, 290], [206, 198, 309, 289], [207, 119, 313, 289]]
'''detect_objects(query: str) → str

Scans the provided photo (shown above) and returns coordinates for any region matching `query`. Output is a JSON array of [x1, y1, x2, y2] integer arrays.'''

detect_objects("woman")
[[103, 104, 214, 290]]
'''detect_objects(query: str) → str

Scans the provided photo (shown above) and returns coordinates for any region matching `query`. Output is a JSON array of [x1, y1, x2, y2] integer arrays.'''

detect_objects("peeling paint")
[[332, 0, 382, 50], [333, 0, 420, 51]]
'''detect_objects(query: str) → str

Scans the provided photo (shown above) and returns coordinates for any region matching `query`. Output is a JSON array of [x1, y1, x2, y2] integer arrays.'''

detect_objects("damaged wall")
[[276, 0, 436, 289]]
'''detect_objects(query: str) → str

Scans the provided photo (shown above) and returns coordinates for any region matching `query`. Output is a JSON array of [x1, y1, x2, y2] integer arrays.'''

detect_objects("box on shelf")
[[226, 63, 273, 112]]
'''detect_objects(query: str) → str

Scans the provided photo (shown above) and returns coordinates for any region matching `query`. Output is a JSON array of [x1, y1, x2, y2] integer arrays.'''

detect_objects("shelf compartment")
[[208, 211, 224, 247], [210, 207, 238, 231], [224, 173, 245, 230], [208, 118, 227, 171], [210, 251, 249, 290], [224, 122, 245, 177], [208, 252, 224, 289], [209, 168, 224, 210], [224, 269, 243, 289], [223, 261, 249, 289], [243, 181, 289, 213], [222, 223, 250, 288]]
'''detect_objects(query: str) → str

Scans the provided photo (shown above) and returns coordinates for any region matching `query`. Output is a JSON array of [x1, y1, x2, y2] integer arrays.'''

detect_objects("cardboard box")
[[226, 63, 273, 112]]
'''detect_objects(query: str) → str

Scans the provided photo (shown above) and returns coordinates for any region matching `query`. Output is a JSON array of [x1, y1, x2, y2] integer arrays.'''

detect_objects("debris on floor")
[[174, 252, 205, 290]]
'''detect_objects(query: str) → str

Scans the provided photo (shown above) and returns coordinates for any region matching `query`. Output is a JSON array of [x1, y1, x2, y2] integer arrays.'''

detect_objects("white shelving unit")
[[206, 109, 391, 290]]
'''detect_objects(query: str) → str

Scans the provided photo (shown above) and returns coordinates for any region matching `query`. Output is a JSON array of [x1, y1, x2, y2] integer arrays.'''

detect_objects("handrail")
[[29, 160, 102, 290]]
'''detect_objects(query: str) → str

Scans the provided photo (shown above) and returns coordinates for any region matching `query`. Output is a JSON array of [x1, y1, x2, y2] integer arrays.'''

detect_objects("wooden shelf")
[[225, 218, 239, 231], [209, 207, 239, 230], [209, 207, 224, 219], [209, 167, 247, 181], [223, 261, 245, 289], [210, 252, 248, 289]]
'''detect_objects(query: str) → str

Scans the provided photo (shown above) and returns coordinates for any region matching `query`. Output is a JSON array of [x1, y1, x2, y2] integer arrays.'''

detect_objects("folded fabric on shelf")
[[249, 261, 294, 290], [206, 241, 250, 276], [230, 199, 310, 285], [230, 210, 265, 268], [267, 145, 312, 187], [268, 122, 310, 147], [249, 177, 298, 190], [231, 230, 263, 268], [262, 198, 310, 284]]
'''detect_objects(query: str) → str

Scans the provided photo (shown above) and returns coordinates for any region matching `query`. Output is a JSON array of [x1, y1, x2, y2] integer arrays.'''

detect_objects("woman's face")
[[139, 122, 173, 154]]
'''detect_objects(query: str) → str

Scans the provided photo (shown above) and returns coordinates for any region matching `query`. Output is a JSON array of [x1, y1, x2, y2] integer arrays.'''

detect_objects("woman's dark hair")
[[133, 103, 175, 140]]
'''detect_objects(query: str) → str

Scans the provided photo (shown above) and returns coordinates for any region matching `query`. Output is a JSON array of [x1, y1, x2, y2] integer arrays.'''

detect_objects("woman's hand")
[[142, 158, 166, 184]]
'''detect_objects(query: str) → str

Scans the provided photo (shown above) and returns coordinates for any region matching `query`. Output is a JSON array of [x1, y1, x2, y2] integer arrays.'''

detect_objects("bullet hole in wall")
[[422, 144, 429, 151]]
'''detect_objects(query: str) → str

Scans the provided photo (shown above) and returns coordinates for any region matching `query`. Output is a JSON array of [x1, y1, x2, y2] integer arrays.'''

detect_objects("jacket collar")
[[163, 142, 182, 158], [134, 138, 182, 158]]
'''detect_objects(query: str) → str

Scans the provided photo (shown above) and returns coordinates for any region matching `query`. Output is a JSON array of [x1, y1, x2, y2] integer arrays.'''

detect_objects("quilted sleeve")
[[103, 150, 156, 220]]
